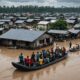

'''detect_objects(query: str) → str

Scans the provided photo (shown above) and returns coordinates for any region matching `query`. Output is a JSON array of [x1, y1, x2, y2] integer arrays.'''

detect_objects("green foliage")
[[0, 6, 80, 13], [48, 19, 68, 30]]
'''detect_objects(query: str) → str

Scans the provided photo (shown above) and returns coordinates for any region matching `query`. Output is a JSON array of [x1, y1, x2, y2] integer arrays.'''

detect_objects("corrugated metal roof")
[[66, 19, 75, 24], [15, 20, 25, 24], [74, 24, 80, 28], [0, 19, 10, 22], [48, 30, 68, 35], [0, 22, 5, 25], [26, 19, 34, 22], [0, 28, 4, 31], [38, 21, 49, 25], [68, 29, 80, 34], [0, 29, 45, 42]]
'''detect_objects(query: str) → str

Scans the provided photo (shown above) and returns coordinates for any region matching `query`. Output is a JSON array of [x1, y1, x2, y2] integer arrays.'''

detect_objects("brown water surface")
[[0, 39, 80, 80]]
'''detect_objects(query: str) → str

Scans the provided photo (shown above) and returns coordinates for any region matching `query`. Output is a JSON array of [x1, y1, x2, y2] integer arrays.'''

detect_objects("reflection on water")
[[0, 39, 80, 80]]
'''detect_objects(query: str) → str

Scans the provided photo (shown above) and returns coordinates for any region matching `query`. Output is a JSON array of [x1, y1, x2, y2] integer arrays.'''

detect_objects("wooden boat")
[[12, 54, 68, 71], [69, 48, 80, 52]]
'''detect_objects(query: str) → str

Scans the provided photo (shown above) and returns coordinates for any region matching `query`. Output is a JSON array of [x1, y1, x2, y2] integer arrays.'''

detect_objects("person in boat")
[[42, 49, 47, 58], [31, 52, 35, 63], [62, 47, 66, 56], [28, 57, 33, 67], [19, 53, 24, 64], [50, 48, 54, 54], [24, 56, 29, 66], [39, 56, 43, 65], [50, 48, 56, 61], [47, 49, 50, 59], [55, 46, 61, 58], [35, 52, 40, 62], [25, 56, 32, 67]]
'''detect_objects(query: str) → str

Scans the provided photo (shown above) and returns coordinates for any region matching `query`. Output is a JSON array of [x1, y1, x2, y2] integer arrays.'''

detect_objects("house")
[[0, 28, 4, 35], [0, 22, 5, 28], [48, 30, 69, 40], [68, 29, 80, 38], [65, 19, 75, 28], [18, 17, 27, 20], [15, 20, 26, 28], [37, 21, 49, 30], [44, 17, 57, 21], [74, 24, 80, 29], [0, 29, 53, 49], [0, 19, 13, 29]]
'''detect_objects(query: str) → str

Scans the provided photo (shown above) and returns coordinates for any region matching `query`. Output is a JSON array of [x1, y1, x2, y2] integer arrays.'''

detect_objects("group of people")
[[19, 46, 67, 67]]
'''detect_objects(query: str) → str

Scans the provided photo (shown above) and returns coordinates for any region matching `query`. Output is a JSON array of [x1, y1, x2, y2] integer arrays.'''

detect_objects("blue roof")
[[0, 29, 45, 42]]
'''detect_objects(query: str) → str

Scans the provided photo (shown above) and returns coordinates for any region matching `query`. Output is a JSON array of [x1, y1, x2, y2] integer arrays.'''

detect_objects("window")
[[39, 40, 44, 44]]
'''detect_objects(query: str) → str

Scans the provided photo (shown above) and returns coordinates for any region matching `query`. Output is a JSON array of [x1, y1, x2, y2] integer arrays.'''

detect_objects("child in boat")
[[19, 53, 24, 64]]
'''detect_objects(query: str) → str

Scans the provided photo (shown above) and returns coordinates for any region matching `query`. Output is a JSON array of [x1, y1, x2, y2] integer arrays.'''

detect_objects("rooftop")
[[38, 21, 49, 25], [48, 30, 68, 35], [0, 29, 45, 42]]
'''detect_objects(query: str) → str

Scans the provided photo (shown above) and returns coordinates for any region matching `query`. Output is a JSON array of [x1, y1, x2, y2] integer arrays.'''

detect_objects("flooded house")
[[48, 30, 69, 40], [37, 21, 49, 30], [0, 29, 53, 49], [68, 29, 80, 38]]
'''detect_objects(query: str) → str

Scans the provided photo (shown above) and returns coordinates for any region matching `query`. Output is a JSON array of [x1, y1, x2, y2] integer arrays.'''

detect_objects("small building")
[[0, 29, 53, 49], [15, 20, 26, 28], [68, 29, 80, 38], [37, 21, 49, 30], [0, 19, 13, 29], [0, 28, 4, 35], [48, 30, 69, 40], [66, 19, 76, 28], [0, 22, 5, 28], [74, 24, 80, 29]]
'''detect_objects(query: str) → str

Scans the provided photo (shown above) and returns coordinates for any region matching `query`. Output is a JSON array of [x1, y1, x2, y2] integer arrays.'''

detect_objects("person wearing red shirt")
[[25, 56, 29, 66]]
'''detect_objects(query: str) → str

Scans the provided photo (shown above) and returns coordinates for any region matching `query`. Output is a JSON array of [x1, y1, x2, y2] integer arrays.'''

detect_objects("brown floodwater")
[[0, 39, 80, 80]]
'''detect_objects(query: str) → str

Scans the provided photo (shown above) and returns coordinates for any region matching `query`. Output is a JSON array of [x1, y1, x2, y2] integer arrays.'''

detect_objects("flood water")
[[0, 39, 80, 80]]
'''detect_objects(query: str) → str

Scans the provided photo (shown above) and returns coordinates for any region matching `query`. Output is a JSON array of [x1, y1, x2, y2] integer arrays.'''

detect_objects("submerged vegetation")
[[0, 6, 80, 13]]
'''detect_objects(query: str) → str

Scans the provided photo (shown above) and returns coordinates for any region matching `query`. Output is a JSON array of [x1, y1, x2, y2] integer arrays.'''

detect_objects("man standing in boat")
[[19, 53, 24, 64]]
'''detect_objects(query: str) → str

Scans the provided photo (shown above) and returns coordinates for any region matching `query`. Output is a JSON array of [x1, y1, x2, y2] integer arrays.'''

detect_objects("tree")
[[49, 19, 68, 30]]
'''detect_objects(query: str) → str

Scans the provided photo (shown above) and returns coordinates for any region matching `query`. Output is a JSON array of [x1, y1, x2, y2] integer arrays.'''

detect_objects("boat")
[[69, 44, 80, 52], [69, 47, 80, 52], [12, 54, 68, 71]]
